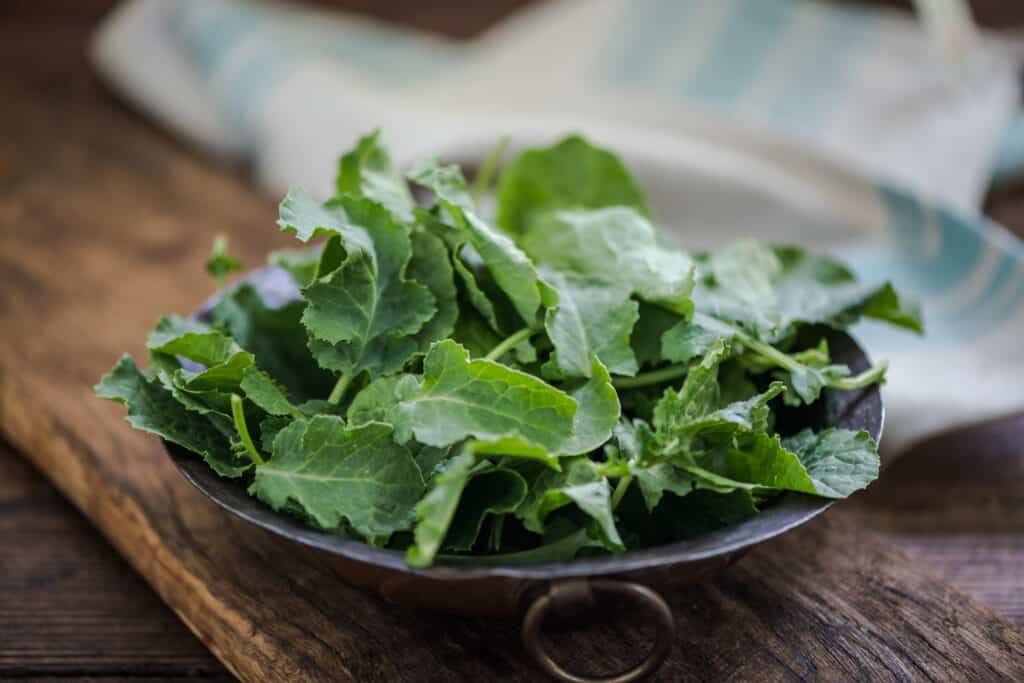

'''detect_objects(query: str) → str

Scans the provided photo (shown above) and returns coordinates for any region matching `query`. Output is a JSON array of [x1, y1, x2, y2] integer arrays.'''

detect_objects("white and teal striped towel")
[[92, 0, 1024, 451]]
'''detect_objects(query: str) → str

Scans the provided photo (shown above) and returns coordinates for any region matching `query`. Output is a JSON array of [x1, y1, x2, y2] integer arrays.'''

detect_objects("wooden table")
[[1, 2, 1023, 681]]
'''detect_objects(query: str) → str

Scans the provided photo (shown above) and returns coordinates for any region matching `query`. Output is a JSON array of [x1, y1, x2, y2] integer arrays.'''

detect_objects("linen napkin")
[[90, 0, 1024, 451]]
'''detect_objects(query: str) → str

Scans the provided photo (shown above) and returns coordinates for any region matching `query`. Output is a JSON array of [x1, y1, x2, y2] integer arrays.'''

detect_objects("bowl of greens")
[[97, 132, 919, 682]]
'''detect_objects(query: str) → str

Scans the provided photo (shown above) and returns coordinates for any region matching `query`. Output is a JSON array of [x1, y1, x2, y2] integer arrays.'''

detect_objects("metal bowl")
[[165, 267, 883, 682]]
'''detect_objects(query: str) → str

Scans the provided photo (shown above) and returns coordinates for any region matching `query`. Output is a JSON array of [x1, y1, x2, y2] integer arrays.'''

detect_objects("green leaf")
[[147, 315, 237, 368], [541, 270, 639, 378], [445, 467, 528, 551], [689, 242, 922, 340], [251, 416, 424, 538], [277, 186, 374, 253], [516, 458, 624, 551], [406, 452, 477, 567], [211, 284, 333, 402], [96, 355, 247, 477], [437, 527, 601, 565], [269, 247, 321, 288], [612, 421, 693, 512], [521, 207, 694, 315], [451, 303, 503, 358], [407, 157, 475, 212], [336, 130, 414, 221], [240, 366, 299, 417], [658, 488, 759, 539], [497, 135, 650, 235], [391, 340, 577, 450], [660, 312, 738, 365], [407, 230, 459, 352], [663, 311, 873, 405], [410, 160, 544, 325], [412, 444, 452, 482], [302, 197, 437, 379], [651, 339, 729, 443], [446, 204, 543, 324], [560, 357, 620, 456], [205, 234, 242, 284], [631, 302, 684, 368], [346, 374, 407, 425], [780, 428, 880, 498], [467, 436, 562, 471]]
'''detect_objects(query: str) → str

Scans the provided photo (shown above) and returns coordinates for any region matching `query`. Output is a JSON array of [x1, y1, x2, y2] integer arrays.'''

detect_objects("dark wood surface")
[[1, 2, 1024, 682]]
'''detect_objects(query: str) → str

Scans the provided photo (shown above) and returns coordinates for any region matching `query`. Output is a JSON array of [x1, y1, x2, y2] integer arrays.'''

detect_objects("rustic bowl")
[[165, 266, 883, 682]]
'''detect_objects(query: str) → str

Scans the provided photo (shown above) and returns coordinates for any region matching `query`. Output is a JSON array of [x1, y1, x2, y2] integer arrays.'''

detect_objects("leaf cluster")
[[97, 132, 921, 566]]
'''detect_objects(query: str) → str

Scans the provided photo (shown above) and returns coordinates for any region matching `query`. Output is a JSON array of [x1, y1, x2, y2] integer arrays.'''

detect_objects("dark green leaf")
[[96, 355, 247, 477], [251, 417, 424, 538]]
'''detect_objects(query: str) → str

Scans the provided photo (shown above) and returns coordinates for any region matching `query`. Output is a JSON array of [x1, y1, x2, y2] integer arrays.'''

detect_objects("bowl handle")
[[521, 578, 675, 682]]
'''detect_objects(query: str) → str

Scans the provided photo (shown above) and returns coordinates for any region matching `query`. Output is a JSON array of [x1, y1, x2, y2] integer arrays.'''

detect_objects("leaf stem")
[[830, 359, 889, 390], [484, 327, 534, 362], [488, 515, 505, 551], [327, 372, 353, 406], [706, 313, 889, 393], [471, 135, 510, 202], [612, 364, 688, 390], [611, 475, 633, 510], [230, 394, 265, 466]]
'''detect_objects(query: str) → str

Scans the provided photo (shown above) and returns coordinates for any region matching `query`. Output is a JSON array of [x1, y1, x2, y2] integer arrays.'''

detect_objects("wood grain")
[[0, 442, 228, 680], [849, 414, 1024, 624], [1, 4, 1024, 683]]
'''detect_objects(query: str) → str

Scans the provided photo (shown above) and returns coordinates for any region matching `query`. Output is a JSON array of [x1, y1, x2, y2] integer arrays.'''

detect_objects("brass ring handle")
[[521, 579, 675, 683]]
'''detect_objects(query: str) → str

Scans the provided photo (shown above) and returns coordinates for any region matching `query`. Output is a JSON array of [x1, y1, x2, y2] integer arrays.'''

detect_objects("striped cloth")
[[91, 0, 1024, 451]]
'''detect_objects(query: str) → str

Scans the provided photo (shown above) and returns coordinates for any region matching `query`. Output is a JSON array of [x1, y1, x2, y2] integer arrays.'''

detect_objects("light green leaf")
[[346, 374, 407, 425], [560, 357, 620, 456], [689, 242, 922, 341], [781, 428, 880, 498], [336, 130, 414, 220], [269, 247, 321, 288], [406, 452, 478, 567], [277, 186, 374, 253], [251, 416, 424, 538], [652, 339, 729, 443], [406, 157, 475, 212], [521, 207, 694, 315], [391, 340, 577, 450], [147, 316, 237, 368], [497, 135, 650, 235], [240, 366, 299, 417], [541, 270, 639, 378], [467, 436, 562, 471]]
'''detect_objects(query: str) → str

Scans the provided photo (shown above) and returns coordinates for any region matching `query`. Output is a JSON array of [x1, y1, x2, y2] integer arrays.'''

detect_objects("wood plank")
[[1, 6, 1023, 683], [0, 442, 228, 680], [850, 414, 1024, 624]]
